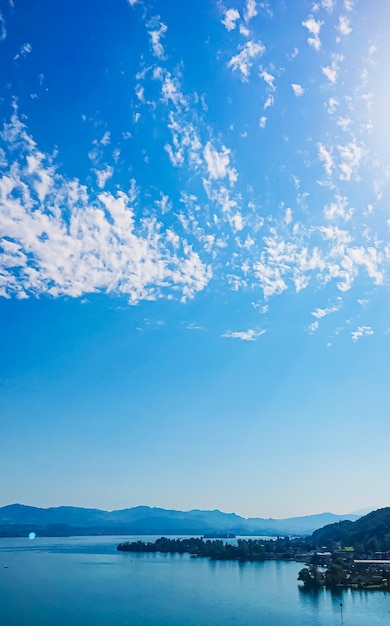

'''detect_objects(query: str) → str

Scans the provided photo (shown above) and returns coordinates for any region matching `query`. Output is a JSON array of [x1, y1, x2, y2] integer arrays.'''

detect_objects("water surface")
[[1, 536, 389, 625]]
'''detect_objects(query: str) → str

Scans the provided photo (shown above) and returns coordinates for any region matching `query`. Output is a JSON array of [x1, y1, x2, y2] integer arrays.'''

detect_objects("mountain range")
[[0, 504, 359, 537]]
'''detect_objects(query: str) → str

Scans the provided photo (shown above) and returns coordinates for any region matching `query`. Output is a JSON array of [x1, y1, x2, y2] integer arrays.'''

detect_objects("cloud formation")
[[0, 113, 211, 303], [351, 326, 374, 342], [1, 0, 389, 342]]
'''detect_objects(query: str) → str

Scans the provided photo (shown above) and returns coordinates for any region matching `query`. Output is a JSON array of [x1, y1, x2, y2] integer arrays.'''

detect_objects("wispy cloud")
[[14, 43, 32, 61], [351, 326, 374, 342], [321, 0, 335, 12], [308, 320, 319, 334], [0, 12, 6, 42], [317, 143, 334, 176], [263, 95, 274, 109], [228, 40, 265, 79], [260, 69, 276, 91], [311, 305, 340, 319], [324, 195, 353, 221], [186, 322, 206, 331], [222, 329, 266, 341], [322, 54, 343, 84], [147, 16, 168, 59]]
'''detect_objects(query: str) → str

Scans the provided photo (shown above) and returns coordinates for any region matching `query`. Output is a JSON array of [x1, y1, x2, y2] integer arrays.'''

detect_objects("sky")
[[1, 0, 390, 519]]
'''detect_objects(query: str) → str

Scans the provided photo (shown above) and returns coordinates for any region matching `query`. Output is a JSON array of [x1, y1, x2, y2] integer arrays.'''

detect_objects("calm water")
[[1, 536, 390, 625]]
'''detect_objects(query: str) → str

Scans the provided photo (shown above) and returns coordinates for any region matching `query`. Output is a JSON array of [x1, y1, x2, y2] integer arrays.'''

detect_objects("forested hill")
[[311, 507, 390, 552]]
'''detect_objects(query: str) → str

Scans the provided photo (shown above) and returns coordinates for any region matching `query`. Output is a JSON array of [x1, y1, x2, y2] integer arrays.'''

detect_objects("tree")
[[298, 565, 324, 588], [325, 563, 348, 587]]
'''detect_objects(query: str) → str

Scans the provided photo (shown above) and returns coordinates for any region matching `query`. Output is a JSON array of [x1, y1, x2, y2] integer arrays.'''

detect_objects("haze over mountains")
[[0, 504, 359, 537]]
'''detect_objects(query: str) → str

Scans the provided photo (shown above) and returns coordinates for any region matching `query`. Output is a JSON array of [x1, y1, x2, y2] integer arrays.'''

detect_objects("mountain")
[[311, 506, 390, 551], [0, 504, 359, 537]]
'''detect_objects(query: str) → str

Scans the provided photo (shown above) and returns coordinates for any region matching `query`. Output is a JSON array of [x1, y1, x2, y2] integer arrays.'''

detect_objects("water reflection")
[[1, 538, 390, 626], [298, 583, 325, 607]]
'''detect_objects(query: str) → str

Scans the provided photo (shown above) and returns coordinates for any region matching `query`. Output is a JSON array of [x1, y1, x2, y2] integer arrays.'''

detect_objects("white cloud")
[[336, 116, 352, 132], [264, 95, 274, 109], [222, 328, 266, 341], [0, 113, 211, 303], [327, 97, 339, 114], [228, 40, 265, 78], [338, 15, 352, 35], [0, 12, 7, 42], [95, 166, 113, 189], [322, 54, 344, 85], [347, 247, 383, 285], [186, 322, 206, 331], [337, 142, 364, 181], [239, 24, 250, 36], [319, 225, 352, 244], [161, 73, 187, 107], [135, 84, 145, 102], [260, 69, 276, 90], [203, 183, 242, 234], [252, 302, 268, 313], [317, 143, 334, 176], [284, 208, 293, 224], [351, 326, 373, 342], [222, 8, 240, 31], [155, 193, 172, 214], [14, 42, 32, 60], [163, 107, 202, 169], [203, 142, 236, 182], [147, 17, 168, 59], [311, 305, 340, 318], [324, 195, 353, 221], [291, 83, 304, 97], [244, 0, 257, 22], [322, 64, 337, 84], [321, 0, 334, 11], [100, 131, 111, 146], [254, 257, 287, 298], [302, 15, 322, 51], [259, 116, 267, 128]]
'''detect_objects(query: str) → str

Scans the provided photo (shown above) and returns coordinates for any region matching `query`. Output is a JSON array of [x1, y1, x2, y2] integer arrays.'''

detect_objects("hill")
[[0, 504, 358, 537], [311, 506, 390, 552]]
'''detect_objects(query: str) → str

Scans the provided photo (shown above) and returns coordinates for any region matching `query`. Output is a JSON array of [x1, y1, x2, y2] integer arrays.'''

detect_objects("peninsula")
[[117, 507, 390, 591]]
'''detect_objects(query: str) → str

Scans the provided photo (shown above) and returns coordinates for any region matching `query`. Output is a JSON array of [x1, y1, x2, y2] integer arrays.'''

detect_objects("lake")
[[1, 536, 389, 625]]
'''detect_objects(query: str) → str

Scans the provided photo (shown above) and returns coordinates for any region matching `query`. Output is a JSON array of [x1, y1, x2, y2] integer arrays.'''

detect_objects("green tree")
[[298, 565, 324, 588], [325, 563, 348, 587]]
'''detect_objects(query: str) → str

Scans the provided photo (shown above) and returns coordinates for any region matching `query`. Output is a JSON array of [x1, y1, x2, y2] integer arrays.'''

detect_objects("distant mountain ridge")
[[0, 504, 359, 537]]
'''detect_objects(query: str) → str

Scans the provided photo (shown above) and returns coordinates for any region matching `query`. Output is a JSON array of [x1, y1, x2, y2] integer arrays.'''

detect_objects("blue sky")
[[1, 0, 389, 518]]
